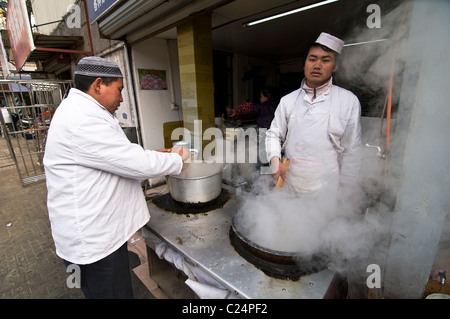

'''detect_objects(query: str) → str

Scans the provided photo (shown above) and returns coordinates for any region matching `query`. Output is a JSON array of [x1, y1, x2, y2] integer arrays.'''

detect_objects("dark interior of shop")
[[210, 0, 405, 118]]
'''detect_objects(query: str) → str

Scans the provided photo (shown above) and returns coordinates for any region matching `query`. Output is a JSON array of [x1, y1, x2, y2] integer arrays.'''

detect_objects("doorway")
[[213, 51, 233, 117]]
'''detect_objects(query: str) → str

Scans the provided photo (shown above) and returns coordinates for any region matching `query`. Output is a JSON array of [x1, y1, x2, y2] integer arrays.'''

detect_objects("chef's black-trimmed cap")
[[75, 56, 123, 78]]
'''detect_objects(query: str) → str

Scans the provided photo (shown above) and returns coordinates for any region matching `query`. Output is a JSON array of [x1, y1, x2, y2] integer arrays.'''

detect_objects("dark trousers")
[[64, 243, 133, 299]]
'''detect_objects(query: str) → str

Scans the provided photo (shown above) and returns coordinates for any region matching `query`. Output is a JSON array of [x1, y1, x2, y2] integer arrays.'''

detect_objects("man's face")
[[97, 78, 124, 114], [303, 46, 337, 88]]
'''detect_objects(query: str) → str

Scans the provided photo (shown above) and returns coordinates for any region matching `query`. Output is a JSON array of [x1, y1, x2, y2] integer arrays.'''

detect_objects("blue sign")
[[86, 0, 120, 23]]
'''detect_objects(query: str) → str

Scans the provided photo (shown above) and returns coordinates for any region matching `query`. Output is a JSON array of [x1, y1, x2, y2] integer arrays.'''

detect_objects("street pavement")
[[0, 137, 153, 299]]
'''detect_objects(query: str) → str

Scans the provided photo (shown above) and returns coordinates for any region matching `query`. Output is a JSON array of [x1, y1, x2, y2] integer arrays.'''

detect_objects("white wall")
[[31, 0, 76, 35], [131, 37, 182, 150]]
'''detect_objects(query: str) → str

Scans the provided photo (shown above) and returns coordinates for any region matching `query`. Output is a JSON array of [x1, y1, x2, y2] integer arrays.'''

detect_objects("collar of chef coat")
[[68, 88, 117, 120], [301, 77, 333, 104]]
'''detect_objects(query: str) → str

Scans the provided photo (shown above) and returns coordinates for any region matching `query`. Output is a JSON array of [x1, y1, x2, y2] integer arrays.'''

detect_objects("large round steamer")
[[230, 215, 328, 280]]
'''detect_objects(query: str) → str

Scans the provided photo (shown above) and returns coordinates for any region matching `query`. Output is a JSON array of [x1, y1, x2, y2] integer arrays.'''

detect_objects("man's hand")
[[171, 145, 190, 162], [271, 157, 287, 184]]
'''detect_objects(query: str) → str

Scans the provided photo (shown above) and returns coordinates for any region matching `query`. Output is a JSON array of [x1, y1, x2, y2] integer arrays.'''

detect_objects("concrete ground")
[[0, 136, 154, 299]]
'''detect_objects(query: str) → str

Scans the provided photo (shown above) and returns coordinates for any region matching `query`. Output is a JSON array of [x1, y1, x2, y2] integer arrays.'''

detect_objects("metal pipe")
[[81, 0, 95, 56], [34, 47, 93, 55]]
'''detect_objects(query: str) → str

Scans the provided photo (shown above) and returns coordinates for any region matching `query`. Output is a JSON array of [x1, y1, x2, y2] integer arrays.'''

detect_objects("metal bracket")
[[365, 143, 386, 159]]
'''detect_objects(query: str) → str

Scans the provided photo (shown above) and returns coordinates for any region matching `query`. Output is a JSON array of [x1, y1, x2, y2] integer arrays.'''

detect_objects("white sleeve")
[[71, 115, 182, 180], [265, 97, 289, 163]]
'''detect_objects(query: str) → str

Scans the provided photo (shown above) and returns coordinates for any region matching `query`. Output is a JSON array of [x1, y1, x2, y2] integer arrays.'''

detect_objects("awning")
[[97, 0, 233, 44], [1, 30, 84, 73]]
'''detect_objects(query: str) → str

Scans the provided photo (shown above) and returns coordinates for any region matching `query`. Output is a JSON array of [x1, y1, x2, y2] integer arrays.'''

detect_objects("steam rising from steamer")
[[234, 173, 390, 273]]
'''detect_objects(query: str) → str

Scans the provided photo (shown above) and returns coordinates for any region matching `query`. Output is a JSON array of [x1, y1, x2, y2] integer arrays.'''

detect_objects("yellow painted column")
[[177, 14, 215, 154]]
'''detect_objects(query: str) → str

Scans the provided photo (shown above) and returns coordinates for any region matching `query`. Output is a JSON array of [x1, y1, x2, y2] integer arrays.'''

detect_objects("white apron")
[[284, 88, 340, 195]]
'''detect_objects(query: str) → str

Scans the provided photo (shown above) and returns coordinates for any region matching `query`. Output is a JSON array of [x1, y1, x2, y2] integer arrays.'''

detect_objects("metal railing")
[[0, 79, 73, 186]]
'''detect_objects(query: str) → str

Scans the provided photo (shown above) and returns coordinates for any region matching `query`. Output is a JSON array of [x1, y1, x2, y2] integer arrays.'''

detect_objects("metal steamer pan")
[[230, 215, 328, 280], [167, 162, 224, 204]]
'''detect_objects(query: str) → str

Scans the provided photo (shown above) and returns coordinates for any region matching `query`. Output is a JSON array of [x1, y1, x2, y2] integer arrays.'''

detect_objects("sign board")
[[86, 0, 120, 23], [0, 32, 10, 78], [6, 0, 35, 71]]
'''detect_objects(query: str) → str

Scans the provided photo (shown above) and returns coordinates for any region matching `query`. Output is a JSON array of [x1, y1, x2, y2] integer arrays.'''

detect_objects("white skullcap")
[[315, 32, 344, 54], [75, 56, 123, 78]]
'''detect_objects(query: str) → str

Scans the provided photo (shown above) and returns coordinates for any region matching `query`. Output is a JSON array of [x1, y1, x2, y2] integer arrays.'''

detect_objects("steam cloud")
[[234, 172, 391, 276]]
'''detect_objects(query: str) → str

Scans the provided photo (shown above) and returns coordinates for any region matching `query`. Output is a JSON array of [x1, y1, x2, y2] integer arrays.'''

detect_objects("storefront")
[[93, 0, 404, 146], [93, 0, 450, 299]]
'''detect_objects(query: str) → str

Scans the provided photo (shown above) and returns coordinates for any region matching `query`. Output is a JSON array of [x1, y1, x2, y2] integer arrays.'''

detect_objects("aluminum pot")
[[167, 162, 224, 204]]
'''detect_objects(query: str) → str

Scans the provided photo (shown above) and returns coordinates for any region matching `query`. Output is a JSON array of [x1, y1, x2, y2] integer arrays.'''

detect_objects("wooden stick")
[[275, 158, 290, 189]]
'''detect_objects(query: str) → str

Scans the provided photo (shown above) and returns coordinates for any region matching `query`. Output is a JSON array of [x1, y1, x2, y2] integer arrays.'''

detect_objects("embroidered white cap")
[[315, 32, 345, 54]]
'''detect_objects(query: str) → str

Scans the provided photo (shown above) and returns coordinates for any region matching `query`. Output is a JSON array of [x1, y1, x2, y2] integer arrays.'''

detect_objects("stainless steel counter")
[[144, 184, 337, 299]]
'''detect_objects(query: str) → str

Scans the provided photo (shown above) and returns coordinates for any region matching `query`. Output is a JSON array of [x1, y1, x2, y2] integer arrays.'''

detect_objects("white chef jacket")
[[266, 80, 362, 193], [43, 88, 182, 265]]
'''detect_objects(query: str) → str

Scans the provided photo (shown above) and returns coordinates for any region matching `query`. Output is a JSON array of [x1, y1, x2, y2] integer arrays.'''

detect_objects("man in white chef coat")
[[44, 56, 189, 299], [266, 32, 362, 203]]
